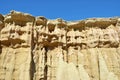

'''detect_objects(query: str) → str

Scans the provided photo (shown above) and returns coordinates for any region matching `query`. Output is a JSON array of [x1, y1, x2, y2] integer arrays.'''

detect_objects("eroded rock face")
[[0, 11, 120, 80]]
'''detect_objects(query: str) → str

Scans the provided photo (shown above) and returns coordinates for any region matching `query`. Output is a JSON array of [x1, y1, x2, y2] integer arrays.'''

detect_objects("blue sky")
[[0, 0, 120, 20]]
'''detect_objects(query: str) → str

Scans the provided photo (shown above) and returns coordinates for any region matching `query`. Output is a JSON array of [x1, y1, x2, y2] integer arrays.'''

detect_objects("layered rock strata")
[[0, 11, 120, 80]]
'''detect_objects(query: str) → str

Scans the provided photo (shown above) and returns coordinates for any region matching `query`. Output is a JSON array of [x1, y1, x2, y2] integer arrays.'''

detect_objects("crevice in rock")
[[30, 19, 36, 80], [97, 49, 101, 80], [30, 50, 36, 80], [44, 46, 48, 80], [0, 41, 2, 54], [65, 26, 69, 63]]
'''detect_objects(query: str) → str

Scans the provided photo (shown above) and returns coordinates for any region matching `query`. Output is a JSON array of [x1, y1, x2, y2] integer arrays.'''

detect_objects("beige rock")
[[0, 11, 120, 80]]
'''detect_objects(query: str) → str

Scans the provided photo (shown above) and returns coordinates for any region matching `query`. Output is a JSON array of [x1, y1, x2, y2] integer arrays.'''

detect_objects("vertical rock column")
[[33, 17, 48, 80], [33, 18, 67, 80], [0, 11, 35, 80]]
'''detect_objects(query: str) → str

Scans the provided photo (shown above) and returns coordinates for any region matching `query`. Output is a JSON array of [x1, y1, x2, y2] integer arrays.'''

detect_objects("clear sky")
[[0, 0, 120, 20]]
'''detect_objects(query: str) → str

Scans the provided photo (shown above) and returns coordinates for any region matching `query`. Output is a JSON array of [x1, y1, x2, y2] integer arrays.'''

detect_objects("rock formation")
[[0, 11, 120, 80]]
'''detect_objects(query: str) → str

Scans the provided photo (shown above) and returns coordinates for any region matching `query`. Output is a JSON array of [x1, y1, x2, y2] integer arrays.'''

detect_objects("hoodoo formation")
[[0, 11, 120, 80]]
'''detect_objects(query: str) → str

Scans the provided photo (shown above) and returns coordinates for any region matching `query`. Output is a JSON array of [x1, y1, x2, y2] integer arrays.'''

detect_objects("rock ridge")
[[0, 11, 120, 80]]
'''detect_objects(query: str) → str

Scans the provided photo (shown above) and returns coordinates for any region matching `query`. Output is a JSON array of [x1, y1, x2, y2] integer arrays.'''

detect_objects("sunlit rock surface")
[[0, 11, 120, 80]]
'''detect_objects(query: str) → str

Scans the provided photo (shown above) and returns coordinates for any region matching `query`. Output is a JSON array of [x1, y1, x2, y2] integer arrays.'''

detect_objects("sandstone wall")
[[0, 11, 120, 80]]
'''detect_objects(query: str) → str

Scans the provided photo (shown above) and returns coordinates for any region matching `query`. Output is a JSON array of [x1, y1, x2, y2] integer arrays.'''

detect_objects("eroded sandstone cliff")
[[0, 11, 120, 80]]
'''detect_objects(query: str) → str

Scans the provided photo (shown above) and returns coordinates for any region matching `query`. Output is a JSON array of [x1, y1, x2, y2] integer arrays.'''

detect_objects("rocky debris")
[[0, 11, 120, 80], [0, 14, 4, 30], [36, 16, 47, 26], [4, 10, 35, 26]]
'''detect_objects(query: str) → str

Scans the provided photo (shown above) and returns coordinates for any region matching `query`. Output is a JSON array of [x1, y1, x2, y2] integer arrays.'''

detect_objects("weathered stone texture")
[[0, 11, 120, 80]]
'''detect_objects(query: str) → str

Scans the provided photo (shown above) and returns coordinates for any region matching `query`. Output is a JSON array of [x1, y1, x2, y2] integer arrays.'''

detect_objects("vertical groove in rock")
[[30, 19, 36, 80], [0, 41, 2, 54], [97, 48, 101, 80], [65, 25, 68, 63], [44, 47, 48, 80]]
